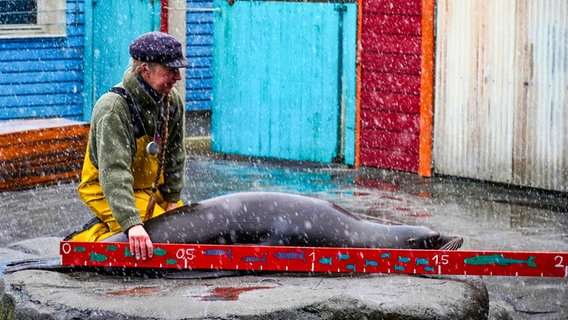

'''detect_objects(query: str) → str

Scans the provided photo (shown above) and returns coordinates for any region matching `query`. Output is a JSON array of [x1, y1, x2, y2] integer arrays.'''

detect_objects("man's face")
[[142, 63, 182, 95]]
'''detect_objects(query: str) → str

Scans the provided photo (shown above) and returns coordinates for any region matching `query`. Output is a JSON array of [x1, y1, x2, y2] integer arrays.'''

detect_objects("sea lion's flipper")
[[4, 257, 68, 273]]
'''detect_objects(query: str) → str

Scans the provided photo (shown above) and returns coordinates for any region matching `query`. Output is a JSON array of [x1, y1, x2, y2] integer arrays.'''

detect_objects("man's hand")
[[128, 225, 153, 260], [165, 201, 179, 211]]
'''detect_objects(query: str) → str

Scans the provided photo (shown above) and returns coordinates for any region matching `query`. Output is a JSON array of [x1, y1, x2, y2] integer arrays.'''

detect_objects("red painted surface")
[[359, 148, 419, 172], [361, 72, 421, 94], [363, 14, 422, 35], [359, 0, 423, 172], [361, 34, 421, 54], [362, 52, 421, 74], [364, 0, 423, 15], [361, 130, 418, 153], [160, 0, 168, 32], [360, 91, 419, 113], [60, 242, 568, 277], [361, 109, 420, 133]]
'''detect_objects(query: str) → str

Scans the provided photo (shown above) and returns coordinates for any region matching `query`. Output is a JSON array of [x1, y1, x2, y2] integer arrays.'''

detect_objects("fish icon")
[[338, 252, 350, 261], [241, 253, 268, 265], [365, 259, 378, 267], [166, 258, 178, 265], [124, 248, 134, 258], [380, 253, 391, 259], [345, 264, 357, 272], [398, 256, 411, 263], [203, 248, 233, 260], [394, 265, 405, 272], [424, 266, 435, 272], [464, 254, 537, 267], [90, 252, 108, 263], [106, 245, 117, 252], [319, 257, 333, 265], [153, 248, 168, 256], [416, 258, 429, 266], [74, 246, 86, 252], [274, 249, 307, 262]]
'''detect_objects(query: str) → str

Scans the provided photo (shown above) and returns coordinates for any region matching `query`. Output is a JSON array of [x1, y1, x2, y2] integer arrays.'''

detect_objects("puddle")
[[198, 286, 273, 301], [107, 286, 162, 296]]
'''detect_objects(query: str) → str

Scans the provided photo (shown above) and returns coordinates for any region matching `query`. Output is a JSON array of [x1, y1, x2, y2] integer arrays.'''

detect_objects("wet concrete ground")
[[1, 150, 567, 319]]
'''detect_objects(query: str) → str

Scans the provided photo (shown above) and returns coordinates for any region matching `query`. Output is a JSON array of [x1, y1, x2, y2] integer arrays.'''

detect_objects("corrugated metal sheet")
[[434, 0, 568, 191], [513, 0, 568, 191]]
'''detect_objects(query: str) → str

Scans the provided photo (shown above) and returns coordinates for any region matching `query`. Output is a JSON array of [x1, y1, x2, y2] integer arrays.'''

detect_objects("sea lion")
[[4, 192, 462, 276], [104, 192, 464, 250]]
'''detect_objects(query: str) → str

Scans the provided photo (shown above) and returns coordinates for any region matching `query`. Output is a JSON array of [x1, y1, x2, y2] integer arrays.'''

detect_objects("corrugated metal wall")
[[0, 0, 85, 121], [434, 0, 568, 191]]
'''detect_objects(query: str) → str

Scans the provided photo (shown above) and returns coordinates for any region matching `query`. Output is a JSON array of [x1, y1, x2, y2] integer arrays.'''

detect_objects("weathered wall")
[[434, 0, 568, 191]]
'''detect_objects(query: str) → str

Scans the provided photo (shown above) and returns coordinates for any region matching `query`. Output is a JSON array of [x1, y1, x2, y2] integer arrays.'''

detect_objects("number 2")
[[554, 255, 564, 268]]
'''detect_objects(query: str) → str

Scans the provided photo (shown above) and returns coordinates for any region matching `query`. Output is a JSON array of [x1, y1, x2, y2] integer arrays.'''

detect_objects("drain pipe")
[[333, 4, 347, 164]]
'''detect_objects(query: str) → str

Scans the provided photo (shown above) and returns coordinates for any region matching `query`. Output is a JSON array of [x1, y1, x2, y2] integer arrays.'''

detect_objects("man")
[[67, 32, 188, 261]]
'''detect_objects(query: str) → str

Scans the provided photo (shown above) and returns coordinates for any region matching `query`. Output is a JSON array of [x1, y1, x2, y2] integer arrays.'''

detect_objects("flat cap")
[[129, 32, 189, 68]]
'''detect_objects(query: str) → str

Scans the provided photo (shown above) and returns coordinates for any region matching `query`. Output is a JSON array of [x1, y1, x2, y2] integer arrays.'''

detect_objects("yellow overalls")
[[67, 136, 181, 242]]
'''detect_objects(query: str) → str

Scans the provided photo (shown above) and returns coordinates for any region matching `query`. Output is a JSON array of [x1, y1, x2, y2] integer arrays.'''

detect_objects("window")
[[0, 0, 66, 38]]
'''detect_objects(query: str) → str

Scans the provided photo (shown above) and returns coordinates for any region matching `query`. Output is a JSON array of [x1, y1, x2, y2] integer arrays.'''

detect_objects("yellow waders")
[[67, 136, 182, 242]]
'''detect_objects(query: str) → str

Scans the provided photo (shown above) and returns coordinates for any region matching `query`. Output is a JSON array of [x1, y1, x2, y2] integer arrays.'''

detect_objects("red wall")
[[359, 0, 422, 172]]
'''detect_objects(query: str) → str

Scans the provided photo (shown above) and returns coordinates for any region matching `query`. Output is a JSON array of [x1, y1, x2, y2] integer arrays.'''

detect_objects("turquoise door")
[[83, 0, 160, 120], [212, 0, 357, 164]]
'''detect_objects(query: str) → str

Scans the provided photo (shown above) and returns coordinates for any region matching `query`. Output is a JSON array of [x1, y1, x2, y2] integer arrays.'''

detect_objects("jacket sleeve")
[[159, 89, 186, 202], [92, 97, 142, 231]]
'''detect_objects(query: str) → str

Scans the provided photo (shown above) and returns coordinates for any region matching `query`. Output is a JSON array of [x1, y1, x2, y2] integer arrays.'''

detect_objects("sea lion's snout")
[[412, 232, 464, 250], [439, 236, 464, 250]]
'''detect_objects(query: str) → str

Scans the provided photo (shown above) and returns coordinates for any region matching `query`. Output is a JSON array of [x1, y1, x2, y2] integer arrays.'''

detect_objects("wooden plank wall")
[[212, 0, 357, 163], [186, 0, 214, 111], [0, 119, 89, 191], [0, 0, 85, 121], [359, 0, 422, 172]]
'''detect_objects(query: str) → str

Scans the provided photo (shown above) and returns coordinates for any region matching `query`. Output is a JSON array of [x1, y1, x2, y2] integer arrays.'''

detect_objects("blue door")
[[83, 0, 160, 120], [212, 0, 357, 164]]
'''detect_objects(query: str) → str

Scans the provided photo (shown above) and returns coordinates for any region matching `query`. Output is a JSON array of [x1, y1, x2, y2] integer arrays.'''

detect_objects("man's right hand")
[[128, 225, 153, 261]]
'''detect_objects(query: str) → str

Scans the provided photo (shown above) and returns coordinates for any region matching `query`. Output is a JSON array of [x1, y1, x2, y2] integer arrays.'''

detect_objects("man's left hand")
[[165, 202, 178, 211]]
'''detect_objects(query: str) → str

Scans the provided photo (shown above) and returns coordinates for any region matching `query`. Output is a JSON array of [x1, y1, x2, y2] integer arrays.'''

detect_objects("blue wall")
[[0, 0, 214, 123], [212, 0, 357, 164], [186, 0, 213, 111], [0, 0, 85, 121]]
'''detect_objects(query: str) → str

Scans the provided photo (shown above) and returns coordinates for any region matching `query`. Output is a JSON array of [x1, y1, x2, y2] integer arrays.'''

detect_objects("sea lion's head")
[[405, 230, 464, 250]]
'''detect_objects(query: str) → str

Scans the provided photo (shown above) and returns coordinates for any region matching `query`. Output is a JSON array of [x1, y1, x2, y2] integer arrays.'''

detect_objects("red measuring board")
[[60, 241, 568, 277]]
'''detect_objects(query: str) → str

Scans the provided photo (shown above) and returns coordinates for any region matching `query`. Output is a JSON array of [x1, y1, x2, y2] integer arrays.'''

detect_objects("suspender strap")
[[108, 87, 144, 139]]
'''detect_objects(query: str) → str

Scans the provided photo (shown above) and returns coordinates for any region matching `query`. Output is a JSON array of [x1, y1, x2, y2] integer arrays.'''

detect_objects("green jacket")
[[79, 69, 186, 232]]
